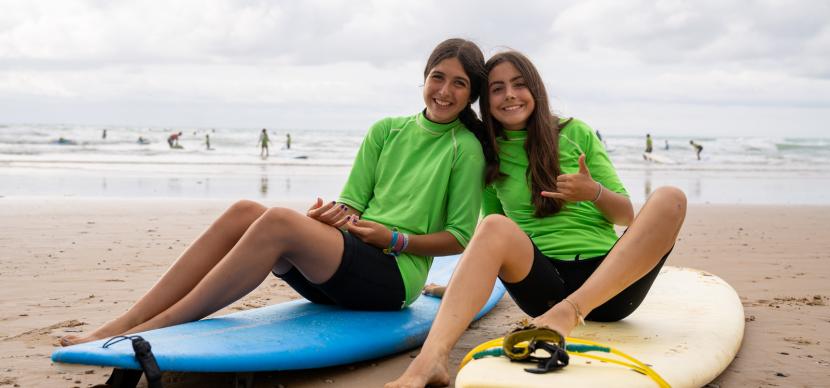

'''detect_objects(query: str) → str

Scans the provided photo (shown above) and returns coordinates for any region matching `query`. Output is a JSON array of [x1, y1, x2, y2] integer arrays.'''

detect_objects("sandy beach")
[[1, 198, 828, 387]]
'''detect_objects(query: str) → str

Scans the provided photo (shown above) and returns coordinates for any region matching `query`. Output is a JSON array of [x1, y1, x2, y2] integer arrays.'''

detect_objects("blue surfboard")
[[52, 254, 505, 372]]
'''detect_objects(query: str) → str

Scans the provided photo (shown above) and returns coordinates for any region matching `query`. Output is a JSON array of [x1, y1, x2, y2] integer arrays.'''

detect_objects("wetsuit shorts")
[[502, 233, 671, 322], [273, 230, 406, 311]]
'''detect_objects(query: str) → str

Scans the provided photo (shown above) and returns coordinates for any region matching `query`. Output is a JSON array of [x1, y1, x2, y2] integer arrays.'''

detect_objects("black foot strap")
[[522, 340, 570, 374]]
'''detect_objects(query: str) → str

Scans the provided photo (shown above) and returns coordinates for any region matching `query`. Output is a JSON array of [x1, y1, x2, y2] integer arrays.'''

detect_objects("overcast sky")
[[1, 0, 828, 136]]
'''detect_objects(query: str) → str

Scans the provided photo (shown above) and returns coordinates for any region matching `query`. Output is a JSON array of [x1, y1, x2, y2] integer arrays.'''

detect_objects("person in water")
[[645, 133, 653, 153], [259, 129, 270, 157], [387, 50, 685, 388], [690, 140, 703, 160], [167, 132, 182, 148], [60, 38, 494, 348]]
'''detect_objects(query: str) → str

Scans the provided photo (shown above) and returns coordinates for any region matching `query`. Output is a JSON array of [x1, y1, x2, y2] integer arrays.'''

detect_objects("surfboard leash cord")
[[459, 330, 670, 388], [102, 335, 163, 388]]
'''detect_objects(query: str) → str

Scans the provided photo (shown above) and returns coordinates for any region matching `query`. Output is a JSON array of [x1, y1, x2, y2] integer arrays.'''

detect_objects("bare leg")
[[389, 187, 686, 388], [532, 186, 686, 336], [61, 200, 268, 346], [124, 207, 344, 334], [386, 215, 535, 388]]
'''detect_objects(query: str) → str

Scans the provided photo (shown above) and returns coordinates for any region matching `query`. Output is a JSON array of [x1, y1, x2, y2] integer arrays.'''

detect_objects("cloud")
[[0, 0, 828, 136], [549, 0, 830, 78]]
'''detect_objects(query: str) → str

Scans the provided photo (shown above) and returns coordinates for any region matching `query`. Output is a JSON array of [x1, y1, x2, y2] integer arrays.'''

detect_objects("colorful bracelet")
[[383, 228, 411, 256], [400, 233, 409, 252], [383, 228, 400, 256], [393, 232, 406, 252]]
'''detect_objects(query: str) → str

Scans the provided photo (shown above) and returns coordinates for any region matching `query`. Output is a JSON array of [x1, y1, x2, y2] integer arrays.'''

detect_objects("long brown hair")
[[480, 51, 564, 217], [423, 38, 497, 179]]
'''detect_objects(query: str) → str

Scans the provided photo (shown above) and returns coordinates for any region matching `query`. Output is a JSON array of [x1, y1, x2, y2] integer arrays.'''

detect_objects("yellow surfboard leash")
[[459, 327, 670, 388]]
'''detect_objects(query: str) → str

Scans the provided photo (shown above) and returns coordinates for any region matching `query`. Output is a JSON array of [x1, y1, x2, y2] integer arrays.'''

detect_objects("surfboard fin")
[[99, 368, 142, 388]]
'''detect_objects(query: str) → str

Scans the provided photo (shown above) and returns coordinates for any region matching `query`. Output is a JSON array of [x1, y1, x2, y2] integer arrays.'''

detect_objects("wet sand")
[[0, 199, 828, 387]]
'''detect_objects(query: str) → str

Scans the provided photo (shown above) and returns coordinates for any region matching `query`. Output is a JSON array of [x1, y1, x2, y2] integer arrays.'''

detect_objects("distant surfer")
[[137, 136, 150, 145], [56, 137, 76, 145], [690, 140, 703, 160], [645, 133, 653, 153], [205, 134, 212, 150], [259, 128, 270, 158], [665, 139, 669, 150], [167, 131, 183, 149], [286, 133, 292, 150], [102, 129, 107, 140]]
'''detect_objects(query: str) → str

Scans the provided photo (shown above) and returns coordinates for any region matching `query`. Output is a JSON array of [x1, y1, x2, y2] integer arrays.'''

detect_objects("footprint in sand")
[[3, 319, 86, 346]]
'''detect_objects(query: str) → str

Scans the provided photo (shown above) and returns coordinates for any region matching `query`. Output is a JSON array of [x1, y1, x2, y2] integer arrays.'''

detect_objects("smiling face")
[[487, 61, 535, 131], [423, 57, 472, 124]]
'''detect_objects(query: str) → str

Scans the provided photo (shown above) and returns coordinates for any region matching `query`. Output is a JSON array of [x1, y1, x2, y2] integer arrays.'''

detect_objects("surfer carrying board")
[[388, 51, 686, 388], [59, 38, 495, 348]]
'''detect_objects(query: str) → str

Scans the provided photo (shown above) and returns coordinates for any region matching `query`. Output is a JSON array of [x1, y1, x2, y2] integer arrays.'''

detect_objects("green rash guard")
[[339, 111, 485, 306], [482, 118, 628, 260]]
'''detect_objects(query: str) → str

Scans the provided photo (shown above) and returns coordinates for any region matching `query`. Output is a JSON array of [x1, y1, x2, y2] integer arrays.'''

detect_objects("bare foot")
[[422, 283, 447, 298], [59, 318, 136, 346], [530, 301, 580, 338], [59, 334, 84, 346], [385, 350, 450, 388]]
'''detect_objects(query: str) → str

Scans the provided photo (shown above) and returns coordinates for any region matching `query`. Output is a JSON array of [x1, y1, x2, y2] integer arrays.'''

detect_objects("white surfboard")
[[642, 152, 676, 164], [456, 267, 744, 388]]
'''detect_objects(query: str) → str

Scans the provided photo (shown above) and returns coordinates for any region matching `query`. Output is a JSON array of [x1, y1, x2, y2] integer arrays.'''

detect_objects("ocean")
[[1, 124, 829, 204]]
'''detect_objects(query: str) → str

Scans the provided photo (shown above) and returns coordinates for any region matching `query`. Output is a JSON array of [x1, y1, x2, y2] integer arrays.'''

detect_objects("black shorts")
[[502, 235, 671, 322], [273, 230, 406, 311]]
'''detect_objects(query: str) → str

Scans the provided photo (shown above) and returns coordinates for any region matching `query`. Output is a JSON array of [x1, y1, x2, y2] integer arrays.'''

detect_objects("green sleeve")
[[444, 137, 485, 248], [576, 121, 628, 197], [339, 119, 388, 211], [482, 184, 504, 216]]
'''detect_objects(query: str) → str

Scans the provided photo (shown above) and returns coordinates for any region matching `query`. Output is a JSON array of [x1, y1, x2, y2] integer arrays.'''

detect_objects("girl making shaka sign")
[[389, 50, 686, 388]]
